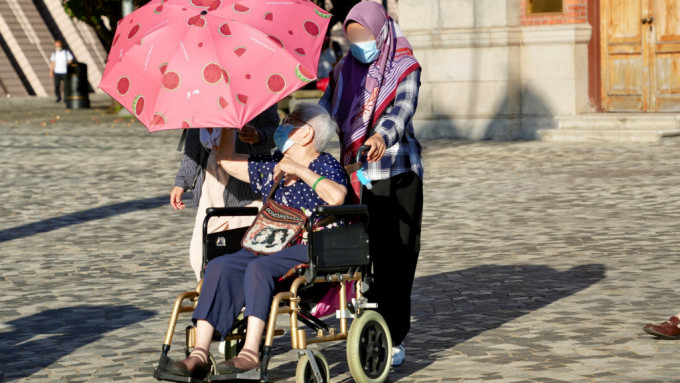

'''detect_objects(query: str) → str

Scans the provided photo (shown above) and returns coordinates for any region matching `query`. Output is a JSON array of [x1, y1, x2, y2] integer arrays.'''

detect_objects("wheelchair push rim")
[[346, 310, 392, 383]]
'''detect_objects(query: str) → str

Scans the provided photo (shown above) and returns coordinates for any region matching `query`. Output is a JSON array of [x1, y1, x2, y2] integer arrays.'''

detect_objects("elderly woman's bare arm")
[[217, 129, 250, 183], [273, 157, 347, 206], [309, 175, 347, 206]]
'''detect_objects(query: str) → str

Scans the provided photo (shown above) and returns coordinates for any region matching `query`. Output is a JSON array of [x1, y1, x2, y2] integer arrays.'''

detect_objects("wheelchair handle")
[[355, 145, 371, 163]]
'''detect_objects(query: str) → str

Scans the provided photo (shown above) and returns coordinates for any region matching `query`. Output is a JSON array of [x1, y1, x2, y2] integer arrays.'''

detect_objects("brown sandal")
[[216, 348, 260, 374], [167, 346, 212, 378]]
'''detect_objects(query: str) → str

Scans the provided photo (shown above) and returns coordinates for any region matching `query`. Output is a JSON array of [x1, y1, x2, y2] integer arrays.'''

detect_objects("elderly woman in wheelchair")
[[156, 103, 393, 383]]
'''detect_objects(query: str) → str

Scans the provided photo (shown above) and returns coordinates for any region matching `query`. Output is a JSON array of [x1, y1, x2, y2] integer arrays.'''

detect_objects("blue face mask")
[[274, 123, 296, 153], [349, 40, 380, 64]]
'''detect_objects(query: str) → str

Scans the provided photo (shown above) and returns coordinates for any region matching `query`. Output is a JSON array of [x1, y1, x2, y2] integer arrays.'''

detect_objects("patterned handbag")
[[241, 176, 308, 255]]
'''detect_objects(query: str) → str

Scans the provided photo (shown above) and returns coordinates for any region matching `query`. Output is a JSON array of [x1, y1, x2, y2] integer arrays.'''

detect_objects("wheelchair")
[[153, 150, 392, 383]]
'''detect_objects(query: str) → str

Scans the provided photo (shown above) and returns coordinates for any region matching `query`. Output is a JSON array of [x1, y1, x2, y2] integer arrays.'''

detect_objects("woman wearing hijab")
[[319, 1, 423, 367]]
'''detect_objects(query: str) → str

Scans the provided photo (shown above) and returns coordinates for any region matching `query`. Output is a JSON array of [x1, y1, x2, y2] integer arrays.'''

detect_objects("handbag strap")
[[266, 174, 284, 202]]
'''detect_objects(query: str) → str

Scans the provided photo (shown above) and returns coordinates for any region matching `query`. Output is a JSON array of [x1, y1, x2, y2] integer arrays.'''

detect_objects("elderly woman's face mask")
[[274, 123, 297, 153], [274, 115, 312, 153]]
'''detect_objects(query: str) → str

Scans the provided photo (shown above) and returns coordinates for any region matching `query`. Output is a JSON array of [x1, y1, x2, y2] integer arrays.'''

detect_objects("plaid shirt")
[[320, 69, 423, 182]]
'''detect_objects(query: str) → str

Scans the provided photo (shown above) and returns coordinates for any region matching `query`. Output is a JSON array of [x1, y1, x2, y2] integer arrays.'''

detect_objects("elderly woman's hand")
[[273, 157, 304, 186]]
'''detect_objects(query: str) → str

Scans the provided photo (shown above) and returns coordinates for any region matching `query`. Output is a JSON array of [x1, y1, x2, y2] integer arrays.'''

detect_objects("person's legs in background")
[[189, 153, 229, 280], [54, 74, 65, 102], [363, 171, 423, 366]]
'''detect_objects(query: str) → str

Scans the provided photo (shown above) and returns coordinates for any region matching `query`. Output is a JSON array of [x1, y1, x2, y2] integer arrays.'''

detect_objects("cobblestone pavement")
[[1, 95, 680, 382]]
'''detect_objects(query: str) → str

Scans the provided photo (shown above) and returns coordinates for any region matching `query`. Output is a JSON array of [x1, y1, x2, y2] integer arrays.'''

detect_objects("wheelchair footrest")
[[153, 367, 206, 383], [208, 368, 261, 382], [154, 352, 207, 383]]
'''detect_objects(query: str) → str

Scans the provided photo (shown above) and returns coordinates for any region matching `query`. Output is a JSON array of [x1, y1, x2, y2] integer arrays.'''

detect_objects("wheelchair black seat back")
[[154, 146, 392, 383], [202, 206, 370, 279]]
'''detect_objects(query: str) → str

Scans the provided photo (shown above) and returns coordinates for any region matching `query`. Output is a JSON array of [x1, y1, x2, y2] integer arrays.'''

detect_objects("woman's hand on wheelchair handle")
[[364, 133, 386, 162]]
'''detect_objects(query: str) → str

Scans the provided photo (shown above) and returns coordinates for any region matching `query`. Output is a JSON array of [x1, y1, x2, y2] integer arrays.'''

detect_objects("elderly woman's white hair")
[[290, 103, 338, 152]]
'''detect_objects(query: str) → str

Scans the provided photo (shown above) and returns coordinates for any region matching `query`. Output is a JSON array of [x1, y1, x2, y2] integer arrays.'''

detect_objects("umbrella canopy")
[[99, 0, 331, 131]]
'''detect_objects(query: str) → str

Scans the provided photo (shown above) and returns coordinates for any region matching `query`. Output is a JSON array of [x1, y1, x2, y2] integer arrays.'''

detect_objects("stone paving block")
[[2, 97, 680, 381]]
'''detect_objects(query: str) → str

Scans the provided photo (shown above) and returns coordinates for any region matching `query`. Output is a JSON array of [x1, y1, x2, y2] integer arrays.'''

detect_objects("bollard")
[[65, 62, 90, 109]]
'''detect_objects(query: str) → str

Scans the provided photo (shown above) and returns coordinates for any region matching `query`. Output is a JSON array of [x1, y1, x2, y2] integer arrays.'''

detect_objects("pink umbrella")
[[99, 0, 331, 131]]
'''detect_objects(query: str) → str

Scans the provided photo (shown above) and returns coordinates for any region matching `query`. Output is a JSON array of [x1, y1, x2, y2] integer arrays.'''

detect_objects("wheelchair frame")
[[153, 204, 393, 383]]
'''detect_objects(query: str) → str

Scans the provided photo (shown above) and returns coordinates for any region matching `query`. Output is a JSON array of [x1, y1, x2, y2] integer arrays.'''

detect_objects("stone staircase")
[[0, 43, 29, 97], [538, 114, 680, 143], [0, 0, 107, 98], [0, 0, 57, 96]]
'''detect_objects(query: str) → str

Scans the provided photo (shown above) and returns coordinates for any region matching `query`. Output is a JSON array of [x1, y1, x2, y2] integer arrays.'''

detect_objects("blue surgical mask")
[[274, 123, 296, 153], [350, 40, 380, 64]]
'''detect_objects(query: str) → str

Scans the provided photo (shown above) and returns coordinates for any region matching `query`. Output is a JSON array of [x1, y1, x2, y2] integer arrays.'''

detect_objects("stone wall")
[[399, 0, 591, 140], [521, 0, 588, 26]]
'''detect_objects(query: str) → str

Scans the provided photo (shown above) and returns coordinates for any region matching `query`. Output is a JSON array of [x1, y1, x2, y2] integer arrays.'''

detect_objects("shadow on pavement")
[[0, 305, 156, 381], [0, 195, 168, 243], [269, 263, 605, 382]]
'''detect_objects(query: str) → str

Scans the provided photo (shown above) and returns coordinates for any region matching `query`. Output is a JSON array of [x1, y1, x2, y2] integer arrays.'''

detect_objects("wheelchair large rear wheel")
[[346, 310, 392, 383], [295, 350, 330, 383]]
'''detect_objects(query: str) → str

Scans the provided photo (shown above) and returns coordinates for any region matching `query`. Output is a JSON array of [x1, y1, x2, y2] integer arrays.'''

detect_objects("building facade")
[[400, 0, 680, 140]]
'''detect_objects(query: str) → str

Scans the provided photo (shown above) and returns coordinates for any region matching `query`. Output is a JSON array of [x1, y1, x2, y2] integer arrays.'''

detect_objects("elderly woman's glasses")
[[283, 114, 313, 129]]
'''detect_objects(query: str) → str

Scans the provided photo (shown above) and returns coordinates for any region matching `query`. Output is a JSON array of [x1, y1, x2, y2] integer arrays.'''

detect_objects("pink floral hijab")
[[328, 1, 420, 166]]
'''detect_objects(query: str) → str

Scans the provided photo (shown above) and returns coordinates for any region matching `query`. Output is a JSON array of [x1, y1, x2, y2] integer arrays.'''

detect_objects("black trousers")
[[362, 171, 423, 346], [54, 73, 66, 100]]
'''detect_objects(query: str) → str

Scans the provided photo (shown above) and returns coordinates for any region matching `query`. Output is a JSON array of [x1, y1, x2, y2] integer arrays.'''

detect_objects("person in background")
[[318, 1, 423, 367], [170, 104, 278, 281], [49, 40, 73, 103]]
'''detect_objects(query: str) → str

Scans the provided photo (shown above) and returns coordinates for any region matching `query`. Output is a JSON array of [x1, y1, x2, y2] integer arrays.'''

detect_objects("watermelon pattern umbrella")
[[99, 0, 331, 131]]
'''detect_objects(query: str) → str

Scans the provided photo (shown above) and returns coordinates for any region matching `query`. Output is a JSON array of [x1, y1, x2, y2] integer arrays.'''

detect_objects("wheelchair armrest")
[[203, 207, 258, 245], [307, 204, 369, 238], [205, 207, 259, 218], [313, 204, 368, 217]]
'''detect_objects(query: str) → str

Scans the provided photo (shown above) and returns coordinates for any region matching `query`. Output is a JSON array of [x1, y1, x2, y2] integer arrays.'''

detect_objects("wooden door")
[[601, 0, 680, 112], [650, 0, 680, 111], [601, 0, 646, 111]]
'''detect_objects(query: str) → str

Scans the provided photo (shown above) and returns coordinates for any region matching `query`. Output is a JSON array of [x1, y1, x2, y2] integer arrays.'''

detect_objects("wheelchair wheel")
[[346, 310, 392, 383], [295, 350, 330, 383]]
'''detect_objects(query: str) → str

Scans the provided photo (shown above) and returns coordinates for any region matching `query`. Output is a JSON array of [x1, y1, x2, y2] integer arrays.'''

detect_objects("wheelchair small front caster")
[[295, 350, 329, 383]]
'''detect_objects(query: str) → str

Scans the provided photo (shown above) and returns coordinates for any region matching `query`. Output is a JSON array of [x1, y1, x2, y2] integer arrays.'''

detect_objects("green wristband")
[[312, 176, 327, 192]]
